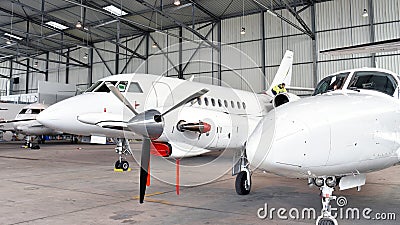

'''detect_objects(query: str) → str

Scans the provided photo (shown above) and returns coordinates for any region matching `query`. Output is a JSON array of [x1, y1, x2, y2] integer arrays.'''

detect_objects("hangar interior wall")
[[1, 0, 399, 95]]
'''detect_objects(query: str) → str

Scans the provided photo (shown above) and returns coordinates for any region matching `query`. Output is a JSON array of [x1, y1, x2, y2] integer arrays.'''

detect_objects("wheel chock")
[[114, 168, 132, 172]]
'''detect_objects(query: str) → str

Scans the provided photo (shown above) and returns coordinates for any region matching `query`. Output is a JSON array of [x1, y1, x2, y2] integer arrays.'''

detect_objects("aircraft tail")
[[267, 50, 293, 92]]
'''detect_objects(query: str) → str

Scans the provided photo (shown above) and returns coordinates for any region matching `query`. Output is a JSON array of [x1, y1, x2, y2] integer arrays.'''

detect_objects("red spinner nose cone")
[[202, 122, 211, 133]]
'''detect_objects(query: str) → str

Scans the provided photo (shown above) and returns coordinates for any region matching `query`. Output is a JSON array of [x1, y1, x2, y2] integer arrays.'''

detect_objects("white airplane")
[[247, 67, 400, 225], [0, 103, 62, 147], [37, 50, 297, 171]]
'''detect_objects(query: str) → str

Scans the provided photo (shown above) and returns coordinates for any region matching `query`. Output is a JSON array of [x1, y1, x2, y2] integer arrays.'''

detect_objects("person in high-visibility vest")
[[272, 83, 287, 95]]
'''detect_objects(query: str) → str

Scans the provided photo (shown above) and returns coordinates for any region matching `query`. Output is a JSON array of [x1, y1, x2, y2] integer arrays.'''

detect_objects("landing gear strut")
[[234, 147, 252, 195], [114, 138, 132, 171], [314, 177, 338, 225]]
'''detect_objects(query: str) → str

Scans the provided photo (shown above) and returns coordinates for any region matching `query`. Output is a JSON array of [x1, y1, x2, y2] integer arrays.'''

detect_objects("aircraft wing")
[[0, 118, 36, 124], [320, 38, 400, 55]]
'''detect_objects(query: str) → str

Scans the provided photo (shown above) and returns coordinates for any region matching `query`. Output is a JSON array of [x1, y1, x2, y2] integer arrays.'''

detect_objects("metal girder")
[[89, 28, 146, 60], [281, 0, 314, 39], [11, 59, 46, 74], [86, 0, 148, 33], [149, 35, 180, 74], [94, 48, 113, 75], [188, 0, 219, 21], [120, 35, 146, 74], [135, 0, 219, 50], [1, 1, 83, 42], [252, 0, 313, 39], [182, 23, 215, 73]]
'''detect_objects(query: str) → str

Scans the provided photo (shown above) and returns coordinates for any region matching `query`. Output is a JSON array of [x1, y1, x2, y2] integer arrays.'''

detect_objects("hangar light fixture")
[[6, 39, 12, 45], [362, 9, 368, 17], [240, 27, 246, 35], [33, 61, 38, 67], [46, 21, 68, 30], [83, 53, 88, 59], [174, 0, 181, 6], [152, 42, 157, 48], [103, 5, 128, 16], [75, 21, 82, 29], [4, 33, 23, 40]]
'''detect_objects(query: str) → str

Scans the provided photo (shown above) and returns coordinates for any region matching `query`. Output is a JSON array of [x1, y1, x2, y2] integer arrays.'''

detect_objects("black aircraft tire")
[[235, 171, 251, 195], [121, 161, 130, 171]]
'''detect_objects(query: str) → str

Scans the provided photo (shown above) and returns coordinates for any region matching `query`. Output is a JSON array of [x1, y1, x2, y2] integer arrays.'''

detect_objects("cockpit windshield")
[[85, 81, 129, 93], [19, 108, 42, 114], [348, 71, 397, 96], [85, 81, 102, 92], [313, 72, 349, 95]]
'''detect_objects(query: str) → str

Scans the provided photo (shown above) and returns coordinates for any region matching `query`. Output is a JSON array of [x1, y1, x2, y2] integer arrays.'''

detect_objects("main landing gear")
[[311, 177, 339, 225], [114, 138, 132, 171], [234, 147, 252, 195], [23, 135, 40, 149]]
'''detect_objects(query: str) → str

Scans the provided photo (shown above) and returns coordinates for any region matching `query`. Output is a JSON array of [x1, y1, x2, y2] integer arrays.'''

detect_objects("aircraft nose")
[[36, 105, 62, 128]]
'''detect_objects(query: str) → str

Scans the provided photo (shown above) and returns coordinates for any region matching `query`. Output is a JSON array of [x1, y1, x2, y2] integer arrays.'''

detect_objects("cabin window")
[[231, 101, 235, 108], [128, 82, 143, 93], [211, 98, 215, 106], [204, 97, 209, 106], [197, 97, 202, 105], [224, 100, 228, 108], [348, 71, 397, 96], [237, 101, 241, 109], [242, 102, 246, 109], [217, 99, 222, 107]]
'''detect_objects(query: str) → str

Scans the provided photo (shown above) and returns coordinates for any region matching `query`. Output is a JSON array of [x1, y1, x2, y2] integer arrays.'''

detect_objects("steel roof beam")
[[252, 0, 313, 39], [135, 0, 218, 50], [281, 0, 314, 39]]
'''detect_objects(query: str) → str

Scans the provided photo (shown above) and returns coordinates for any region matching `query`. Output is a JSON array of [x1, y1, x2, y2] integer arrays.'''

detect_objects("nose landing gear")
[[114, 138, 132, 171], [313, 177, 339, 225]]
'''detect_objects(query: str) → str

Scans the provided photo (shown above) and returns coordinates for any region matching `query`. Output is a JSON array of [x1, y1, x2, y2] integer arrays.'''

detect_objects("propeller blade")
[[160, 88, 209, 117], [139, 138, 151, 203], [105, 82, 138, 115]]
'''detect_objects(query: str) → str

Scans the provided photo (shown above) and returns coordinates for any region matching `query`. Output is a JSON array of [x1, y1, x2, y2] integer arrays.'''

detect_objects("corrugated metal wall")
[[7, 0, 400, 94]]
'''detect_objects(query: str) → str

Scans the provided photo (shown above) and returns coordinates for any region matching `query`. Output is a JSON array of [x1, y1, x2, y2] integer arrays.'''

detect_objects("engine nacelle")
[[272, 92, 300, 108]]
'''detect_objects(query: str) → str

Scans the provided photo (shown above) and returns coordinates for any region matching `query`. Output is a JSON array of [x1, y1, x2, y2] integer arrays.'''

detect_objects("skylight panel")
[[103, 5, 128, 16]]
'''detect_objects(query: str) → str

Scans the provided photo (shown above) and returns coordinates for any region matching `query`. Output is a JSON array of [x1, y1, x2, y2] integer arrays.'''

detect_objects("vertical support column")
[[26, 59, 30, 94], [9, 60, 13, 95], [88, 46, 93, 86], [65, 50, 69, 83], [178, 26, 183, 79], [45, 51, 49, 81], [260, 11, 266, 90], [217, 20, 222, 86], [116, 19, 120, 74], [368, 0, 376, 67], [145, 33, 149, 74], [25, 20, 30, 94], [311, 3, 318, 87]]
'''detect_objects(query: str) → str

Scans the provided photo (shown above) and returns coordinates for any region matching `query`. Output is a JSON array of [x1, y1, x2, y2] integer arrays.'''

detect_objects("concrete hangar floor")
[[0, 141, 399, 225]]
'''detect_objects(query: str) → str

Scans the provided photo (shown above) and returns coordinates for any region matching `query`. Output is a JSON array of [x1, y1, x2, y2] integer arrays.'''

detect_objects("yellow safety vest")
[[272, 85, 287, 94]]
